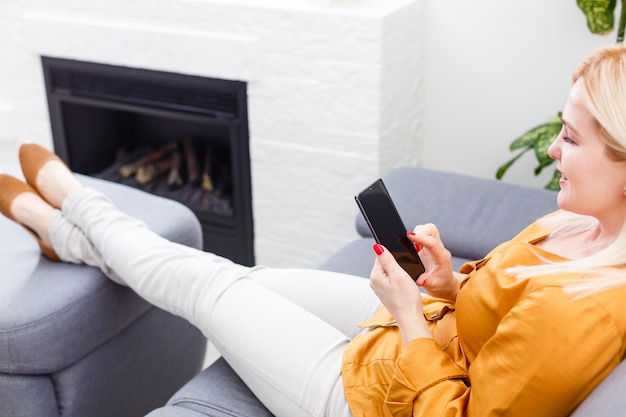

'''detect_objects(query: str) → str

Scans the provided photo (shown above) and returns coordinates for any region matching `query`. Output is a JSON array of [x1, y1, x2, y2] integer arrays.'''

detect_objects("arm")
[[370, 243, 432, 345]]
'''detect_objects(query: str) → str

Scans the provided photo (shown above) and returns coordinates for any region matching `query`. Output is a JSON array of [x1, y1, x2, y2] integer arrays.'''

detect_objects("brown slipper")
[[19, 143, 65, 195], [0, 173, 60, 261]]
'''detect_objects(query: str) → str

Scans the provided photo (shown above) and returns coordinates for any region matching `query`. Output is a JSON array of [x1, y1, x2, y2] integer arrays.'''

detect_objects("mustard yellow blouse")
[[342, 218, 626, 417]]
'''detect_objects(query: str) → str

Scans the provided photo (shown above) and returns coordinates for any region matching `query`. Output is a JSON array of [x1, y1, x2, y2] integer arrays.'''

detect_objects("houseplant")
[[496, 0, 626, 190]]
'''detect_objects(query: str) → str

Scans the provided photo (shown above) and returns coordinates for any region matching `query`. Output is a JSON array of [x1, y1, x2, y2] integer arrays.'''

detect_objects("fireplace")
[[41, 56, 254, 266]]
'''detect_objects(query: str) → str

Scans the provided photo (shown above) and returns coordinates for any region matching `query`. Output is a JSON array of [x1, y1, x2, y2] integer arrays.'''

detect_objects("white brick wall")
[[0, 0, 424, 268]]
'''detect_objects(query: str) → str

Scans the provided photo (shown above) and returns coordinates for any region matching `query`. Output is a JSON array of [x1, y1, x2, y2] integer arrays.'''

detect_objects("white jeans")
[[49, 188, 381, 417]]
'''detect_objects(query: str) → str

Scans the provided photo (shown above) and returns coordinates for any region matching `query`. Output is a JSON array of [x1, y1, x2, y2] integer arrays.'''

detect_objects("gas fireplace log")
[[119, 142, 178, 178], [201, 145, 215, 192], [135, 157, 173, 185], [183, 139, 201, 186], [167, 149, 184, 189], [94, 147, 151, 182], [95, 149, 133, 182]]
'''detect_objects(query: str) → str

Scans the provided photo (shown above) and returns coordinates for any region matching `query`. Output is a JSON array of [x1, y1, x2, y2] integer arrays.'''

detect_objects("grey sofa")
[[146, 166, 626, 417], [0, 167, 207, 417]]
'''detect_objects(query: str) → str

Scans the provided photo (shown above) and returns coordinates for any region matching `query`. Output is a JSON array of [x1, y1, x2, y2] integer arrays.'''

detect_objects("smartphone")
[[355, 179, 425, 281]]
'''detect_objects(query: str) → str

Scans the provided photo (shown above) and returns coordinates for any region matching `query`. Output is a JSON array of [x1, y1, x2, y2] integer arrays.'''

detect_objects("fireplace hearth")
[[41, 57, 254, 266]]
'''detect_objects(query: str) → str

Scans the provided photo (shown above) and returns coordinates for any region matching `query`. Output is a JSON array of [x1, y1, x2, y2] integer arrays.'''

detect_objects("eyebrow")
[[560, 117, 582, 137]]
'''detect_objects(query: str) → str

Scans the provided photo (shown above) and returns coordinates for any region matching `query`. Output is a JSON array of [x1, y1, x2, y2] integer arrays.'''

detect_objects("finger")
[[408, 223, 440, 253], [372, 244, 412, 282], [407, 232, 448, 260], [406, 232, 423, 252], [415, 274, 429, 287], [412, 223, 440, 240], [369, 256, 384, 282], [369, 253, 388, 288]]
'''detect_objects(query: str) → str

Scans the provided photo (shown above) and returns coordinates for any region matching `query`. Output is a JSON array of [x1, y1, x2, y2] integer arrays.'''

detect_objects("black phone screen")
[[355, 179, 425, 281]]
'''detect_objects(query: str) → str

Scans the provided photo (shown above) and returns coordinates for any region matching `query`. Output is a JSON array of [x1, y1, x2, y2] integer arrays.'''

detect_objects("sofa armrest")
[[570, 359, 626, 417], [0, 166, 207, 417]]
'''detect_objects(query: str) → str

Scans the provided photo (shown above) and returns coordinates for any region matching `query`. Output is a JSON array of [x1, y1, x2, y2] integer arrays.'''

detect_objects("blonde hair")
[[507, 44, 626, 296]]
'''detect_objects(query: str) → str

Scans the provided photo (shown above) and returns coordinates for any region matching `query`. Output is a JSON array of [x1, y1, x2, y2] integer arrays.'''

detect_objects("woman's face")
[[548, 79, 626, 225]]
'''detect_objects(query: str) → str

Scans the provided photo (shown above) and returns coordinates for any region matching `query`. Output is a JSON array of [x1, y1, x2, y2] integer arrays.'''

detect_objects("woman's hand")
[[370, 244, 432, 345], [408, 224, 461, 302]]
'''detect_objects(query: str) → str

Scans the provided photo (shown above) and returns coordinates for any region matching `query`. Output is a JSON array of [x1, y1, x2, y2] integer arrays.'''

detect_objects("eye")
[[562, 136, 575, 145]]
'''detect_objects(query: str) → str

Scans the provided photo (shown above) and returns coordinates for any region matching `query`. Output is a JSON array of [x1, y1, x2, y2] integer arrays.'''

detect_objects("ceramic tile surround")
[[0, 0, 424, 268]]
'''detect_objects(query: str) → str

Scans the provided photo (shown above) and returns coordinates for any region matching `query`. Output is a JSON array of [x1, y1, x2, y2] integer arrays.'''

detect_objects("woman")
[[3, 43, 626, 417]]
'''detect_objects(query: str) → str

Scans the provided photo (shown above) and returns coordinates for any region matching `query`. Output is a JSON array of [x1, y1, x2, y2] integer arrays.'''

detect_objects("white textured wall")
[[0, 0, 424, 268], [2, 1, 605, 268], [422, 0, 615, 188]]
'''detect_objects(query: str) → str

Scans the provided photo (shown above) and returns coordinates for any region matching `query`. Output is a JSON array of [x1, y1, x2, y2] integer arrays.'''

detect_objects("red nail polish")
[[414, 243, 422, 252], [407, 231, 416, 236], [373, 244, 384, 255]]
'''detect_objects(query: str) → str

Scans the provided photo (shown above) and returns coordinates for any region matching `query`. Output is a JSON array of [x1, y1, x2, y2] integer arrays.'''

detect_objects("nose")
[[547, 134, 561, 161]]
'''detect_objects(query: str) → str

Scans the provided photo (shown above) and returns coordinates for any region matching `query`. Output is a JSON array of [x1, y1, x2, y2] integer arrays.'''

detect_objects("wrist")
[[442, 272, 464, 301], [396, 313, 432, 345]]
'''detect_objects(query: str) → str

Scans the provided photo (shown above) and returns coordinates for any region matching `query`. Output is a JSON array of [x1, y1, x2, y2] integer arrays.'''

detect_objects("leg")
[[59, 188, 372, 417], [0, 171, 125, 273], [61, 187, 250, 328], [19, 144, 376, 416], [49, 210, 125, 284], [216, 269, 380, 416], [208, 277, 356, 417], [249, 267, 380, 338]]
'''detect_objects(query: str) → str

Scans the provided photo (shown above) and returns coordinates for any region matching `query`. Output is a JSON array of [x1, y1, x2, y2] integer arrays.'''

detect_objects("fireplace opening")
[[41, 57, 255, 266]]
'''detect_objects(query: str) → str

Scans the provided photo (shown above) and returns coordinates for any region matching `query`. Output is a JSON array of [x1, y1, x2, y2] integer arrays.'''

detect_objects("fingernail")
[[414, 243, 422, 252], [373, 244, 384, 255], [407, 231, 416, 236]]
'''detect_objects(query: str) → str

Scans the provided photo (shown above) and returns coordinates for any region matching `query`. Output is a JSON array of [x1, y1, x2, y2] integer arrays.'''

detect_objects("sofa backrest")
[[356, 167, 559, 262]]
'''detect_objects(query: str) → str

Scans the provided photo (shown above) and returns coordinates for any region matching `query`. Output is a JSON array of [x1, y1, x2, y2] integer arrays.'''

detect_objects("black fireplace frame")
[[41, 56, 255, 266]]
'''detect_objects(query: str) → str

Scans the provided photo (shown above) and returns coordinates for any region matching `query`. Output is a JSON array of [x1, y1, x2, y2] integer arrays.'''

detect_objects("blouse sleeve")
[[384, 287, 624, 417]]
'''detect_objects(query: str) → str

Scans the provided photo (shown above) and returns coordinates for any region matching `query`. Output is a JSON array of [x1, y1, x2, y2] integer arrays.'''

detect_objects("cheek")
[[582, 164, 626, 204]]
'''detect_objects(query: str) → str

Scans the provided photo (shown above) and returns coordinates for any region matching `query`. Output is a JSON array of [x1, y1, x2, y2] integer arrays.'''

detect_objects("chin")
[[556, 192, 566, 207], [556, 195, 574, 213]]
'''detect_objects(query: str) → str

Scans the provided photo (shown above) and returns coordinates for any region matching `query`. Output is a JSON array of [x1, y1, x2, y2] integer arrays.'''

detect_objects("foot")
[[0, 173, 59, 261], [34, 159, 83, 209], [19, 143, 82, 208], [10, 191, 57, 250]]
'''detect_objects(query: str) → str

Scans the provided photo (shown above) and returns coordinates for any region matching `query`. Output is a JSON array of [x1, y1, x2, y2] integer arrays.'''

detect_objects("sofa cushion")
[[146, 358, 274, 417]]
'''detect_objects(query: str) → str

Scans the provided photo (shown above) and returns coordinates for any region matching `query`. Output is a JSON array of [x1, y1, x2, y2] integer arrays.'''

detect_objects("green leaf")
[[618, 0, 626, 42], [495, 148, 530, 180], [534, 158, 556, 176], [533, 123, 561, 166], [497, 113, 562, 183], [509, 116, 562, 151], [577, 0, 617, 34]]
